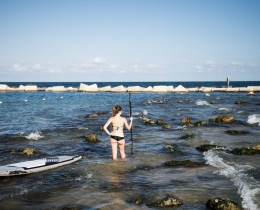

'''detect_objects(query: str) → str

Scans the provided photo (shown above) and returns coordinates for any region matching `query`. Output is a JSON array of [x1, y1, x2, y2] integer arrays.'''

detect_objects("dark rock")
[[235, 101, 250, 104], [231, 145, 260, 155], [22, 148, 39, 155], [84, 134, 100, 142], [156, 119, 164, 125], [194, 121, 207, 126], [164, 145, 185, 155], [165, 160, 204, 167], [226, 130, 250, 135], [3, 148, 39, 155], [136, 165, 154, 170], [180, 133, 196, 139], [209, 115, 234, 123], [196, 144, 220, 152], [181, 117, 193, 124], [206, 198, 242, 210], [141, 117, 156, 125], [62, 204, 80, 210], [148, 195, 182, 207], [162, 124, 171, 129]]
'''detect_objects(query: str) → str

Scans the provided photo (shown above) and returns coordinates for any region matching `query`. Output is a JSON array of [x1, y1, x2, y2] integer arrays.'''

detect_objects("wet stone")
[[226, 130, 250, 135], [22, 148, 39, 155], [180, 133, 196, 139], [165, 160, 204, 167], [235, 101, 250, 104], [84, 134, 100, 142], [194, 121, 207, 126], [148, 195, 182, 207], [209, 115, 234, 123], [181, 117, 193, 124], [231, 146, 260, 155], [196, 144, 220, 152], [141, 117, 156, 125], [164, 145, 186, 155], [206, 198, 242, 210]]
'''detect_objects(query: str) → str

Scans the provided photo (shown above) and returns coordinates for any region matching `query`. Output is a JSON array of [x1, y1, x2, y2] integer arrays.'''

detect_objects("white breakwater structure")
[[0, 83, 260, 92]]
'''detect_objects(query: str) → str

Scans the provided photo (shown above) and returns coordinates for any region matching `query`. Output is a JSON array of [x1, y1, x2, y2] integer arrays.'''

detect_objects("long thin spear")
[[129, 92, 133, 155]]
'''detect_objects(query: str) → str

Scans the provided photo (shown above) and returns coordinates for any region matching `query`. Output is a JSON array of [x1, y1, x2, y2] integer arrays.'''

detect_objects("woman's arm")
[[124, 117, 133, 130], [103, 118, 112, 136]]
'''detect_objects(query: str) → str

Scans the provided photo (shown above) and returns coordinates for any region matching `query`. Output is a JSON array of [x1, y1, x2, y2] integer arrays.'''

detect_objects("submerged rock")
[[62, 204, 80, 210], [4, 148, 39, 155], [209, 115, 234, 123], [148, 195, 182, 207], [141, 117, 156, 125], [22, 148, 39, 155], [141, 118, 171, 129], [165, 160, 204, 167], [235, 101, 250, 104], [180, 133, 196, 139], [194, 121, 207, 126], [231, 145, 260, 155], [226, 130, 250, 135], [181, 117, 193, 124], [206, 198, 242, 210], [196, 144, 220, 152], [135, 165, 154, 171], [164, 145, 186, 155], [84, 134, 100, 142]]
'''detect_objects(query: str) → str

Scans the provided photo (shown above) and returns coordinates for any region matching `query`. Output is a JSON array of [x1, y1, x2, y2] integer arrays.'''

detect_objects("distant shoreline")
[[0, 82, 259, 93]]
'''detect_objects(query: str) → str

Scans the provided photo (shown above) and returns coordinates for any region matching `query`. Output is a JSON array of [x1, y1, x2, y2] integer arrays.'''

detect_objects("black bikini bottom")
[[111, 135, 125, 141]]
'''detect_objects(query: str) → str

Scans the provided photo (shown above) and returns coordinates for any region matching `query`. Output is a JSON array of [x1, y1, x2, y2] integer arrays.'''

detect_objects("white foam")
[[143, 110, 148, 115], [196, 100, 210, 106], [247, 114, 260, 126], [204, 150, 260, 210], [218, 107, 230, 111], [25, 131, 44, 140]]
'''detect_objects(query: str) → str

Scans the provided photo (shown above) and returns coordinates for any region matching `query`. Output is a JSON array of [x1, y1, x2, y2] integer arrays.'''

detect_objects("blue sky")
[[0, 0, 259, 82]]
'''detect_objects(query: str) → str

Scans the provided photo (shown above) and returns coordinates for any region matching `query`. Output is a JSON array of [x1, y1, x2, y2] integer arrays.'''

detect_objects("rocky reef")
[[165, 160, 204, 167], [206, 198, 242, 210]]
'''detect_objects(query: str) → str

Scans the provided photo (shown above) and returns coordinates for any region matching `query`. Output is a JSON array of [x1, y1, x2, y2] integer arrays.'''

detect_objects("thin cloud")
[[93, 57, 106, 64], [195, 65, 202, 70], [146, 63, 165, 69]]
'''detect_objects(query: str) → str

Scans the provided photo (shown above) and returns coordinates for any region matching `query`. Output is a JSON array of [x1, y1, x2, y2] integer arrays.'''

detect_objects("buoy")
[[43, 98, 46, 100], [25, 100, 28, 102], [0, 101, 2, 104], [248, 92, 255, 96], [61, 97, 63, 98]]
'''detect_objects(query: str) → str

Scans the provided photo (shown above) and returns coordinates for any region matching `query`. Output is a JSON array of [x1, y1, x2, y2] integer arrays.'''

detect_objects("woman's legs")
[[118, 139, 126, 159], [110, 138, 118, 160]]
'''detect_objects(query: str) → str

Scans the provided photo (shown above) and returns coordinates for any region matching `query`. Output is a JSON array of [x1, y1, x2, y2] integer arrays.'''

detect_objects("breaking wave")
[[247, 114, 260, 126], [204, 150, 260, 210], [196, 100, 210, 106], [25, 131, 44, 140]]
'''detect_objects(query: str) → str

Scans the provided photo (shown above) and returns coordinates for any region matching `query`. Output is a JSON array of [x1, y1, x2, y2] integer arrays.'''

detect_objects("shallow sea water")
[[0, 83, 260, 210]]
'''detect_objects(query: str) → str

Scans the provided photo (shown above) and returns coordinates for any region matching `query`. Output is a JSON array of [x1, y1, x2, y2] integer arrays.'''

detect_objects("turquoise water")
[[0, 82, 260, 209]]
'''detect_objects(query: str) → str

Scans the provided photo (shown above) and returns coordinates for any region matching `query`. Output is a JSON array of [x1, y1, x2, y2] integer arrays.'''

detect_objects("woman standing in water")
[[103, 105, 133, 160]]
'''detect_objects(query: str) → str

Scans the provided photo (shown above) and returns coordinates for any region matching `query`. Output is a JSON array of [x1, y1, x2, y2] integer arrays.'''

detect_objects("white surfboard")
[[0, 155, 82, 176]]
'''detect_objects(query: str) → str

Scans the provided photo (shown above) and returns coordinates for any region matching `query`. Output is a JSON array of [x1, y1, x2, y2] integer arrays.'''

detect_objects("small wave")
[[204, 150, 260, 210], [218, 107, 230, 111], [247, 114, 260, 126], [196, 100, 210, 106], [25, 131, 44, 140], [143, 110, 148, 115]]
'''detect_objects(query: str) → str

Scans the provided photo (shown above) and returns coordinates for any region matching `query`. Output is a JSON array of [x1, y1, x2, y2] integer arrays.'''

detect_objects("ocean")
[[0, 81, 260, 210]]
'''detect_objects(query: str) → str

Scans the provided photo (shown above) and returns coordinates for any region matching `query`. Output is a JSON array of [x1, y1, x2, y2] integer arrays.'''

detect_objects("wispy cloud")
[[93, 57, 106, 64]]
